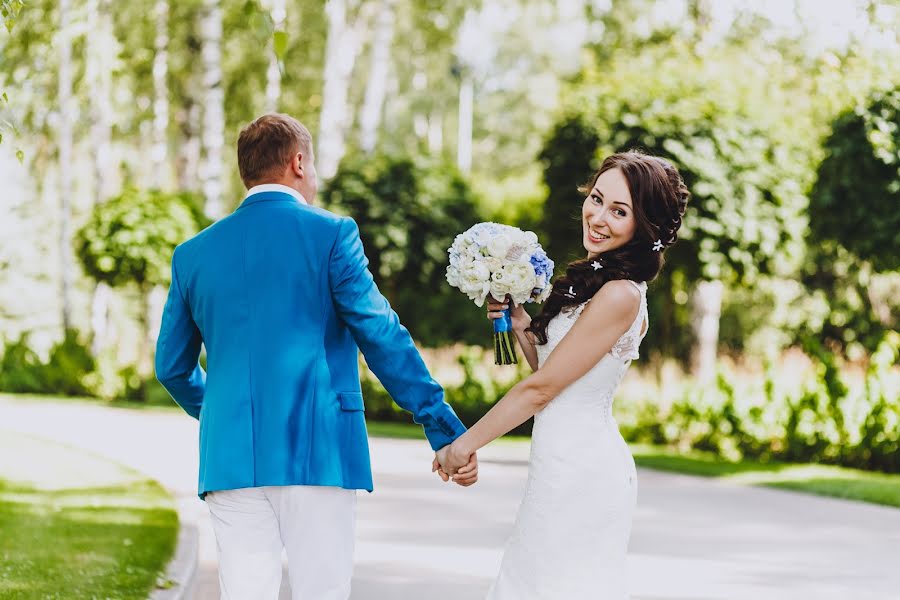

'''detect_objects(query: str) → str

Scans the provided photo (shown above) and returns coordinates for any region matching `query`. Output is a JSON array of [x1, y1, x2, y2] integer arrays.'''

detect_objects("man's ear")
[[292, 152, 304, 177]]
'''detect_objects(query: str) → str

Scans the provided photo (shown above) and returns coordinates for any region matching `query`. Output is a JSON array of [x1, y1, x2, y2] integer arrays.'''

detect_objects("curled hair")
[[527, 151, 690, 345]]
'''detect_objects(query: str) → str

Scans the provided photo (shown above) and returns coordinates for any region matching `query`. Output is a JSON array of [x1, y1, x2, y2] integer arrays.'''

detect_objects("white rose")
[[483, 256, 503, 273], [446, 265, 460, 287], [502, 262, 537, 304], [523, 231, 538, 245], [487, 234, 512, 259]]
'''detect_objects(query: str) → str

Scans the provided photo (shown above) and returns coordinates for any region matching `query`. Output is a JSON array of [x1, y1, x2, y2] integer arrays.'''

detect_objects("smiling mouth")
[[587, 229, 610, 242]]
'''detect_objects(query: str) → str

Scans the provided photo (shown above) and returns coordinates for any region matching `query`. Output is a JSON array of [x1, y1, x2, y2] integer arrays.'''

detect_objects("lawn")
[[0, 431, 178, 599]]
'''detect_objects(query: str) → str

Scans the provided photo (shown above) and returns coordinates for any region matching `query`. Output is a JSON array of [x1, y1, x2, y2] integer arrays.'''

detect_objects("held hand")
[[432, 455, 449, 482], [436, 441, 478, 486], [451, 450, 478, 487], [486, 294, 529, 331]]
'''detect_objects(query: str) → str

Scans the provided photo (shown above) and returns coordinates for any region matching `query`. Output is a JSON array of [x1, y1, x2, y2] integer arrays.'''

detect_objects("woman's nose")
[[589, 207, 607, 226]]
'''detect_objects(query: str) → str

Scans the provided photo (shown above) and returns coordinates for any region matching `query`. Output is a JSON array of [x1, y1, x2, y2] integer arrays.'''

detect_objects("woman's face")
[[582, 167, 637, 256]]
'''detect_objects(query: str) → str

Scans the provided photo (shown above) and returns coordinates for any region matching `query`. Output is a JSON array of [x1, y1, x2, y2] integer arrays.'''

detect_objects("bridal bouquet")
[[446, 222, 554, 365]]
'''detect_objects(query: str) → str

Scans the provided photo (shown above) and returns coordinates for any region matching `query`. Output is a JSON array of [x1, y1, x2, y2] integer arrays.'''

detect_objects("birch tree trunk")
[[318, 0, 369, 179], [359, 0, 394, 154], [176, 100, 201, 191], [427, 110, 443, 154], [199, 0, 225, 219], [456, 71, 473, 173], [57, 0, 75, 332], [86, 0, 119, 355], [690, 279, 724, 382], [264, 0, 286, 112], [151, 0, 170, 186]]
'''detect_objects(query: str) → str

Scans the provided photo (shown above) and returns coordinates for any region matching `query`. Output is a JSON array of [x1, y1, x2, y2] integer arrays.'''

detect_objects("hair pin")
[[564, 285, 577, 298], [652, 239, 664, 252], [591, 260, 603, 270]]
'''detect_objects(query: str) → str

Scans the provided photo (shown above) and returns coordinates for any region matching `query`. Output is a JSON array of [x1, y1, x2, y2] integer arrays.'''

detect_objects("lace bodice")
[[536, 280, 648, 365]]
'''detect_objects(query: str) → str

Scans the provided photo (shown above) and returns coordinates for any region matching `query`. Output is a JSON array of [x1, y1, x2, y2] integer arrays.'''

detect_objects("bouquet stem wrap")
[[493, 307, 518, 365]]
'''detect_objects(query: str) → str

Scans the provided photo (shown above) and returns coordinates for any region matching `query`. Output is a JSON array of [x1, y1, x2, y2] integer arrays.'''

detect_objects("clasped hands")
[[432, 440, 478, 487]]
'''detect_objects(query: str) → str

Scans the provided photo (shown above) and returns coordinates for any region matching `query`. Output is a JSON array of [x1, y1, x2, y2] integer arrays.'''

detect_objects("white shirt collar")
[[244, 183, 308, 205]]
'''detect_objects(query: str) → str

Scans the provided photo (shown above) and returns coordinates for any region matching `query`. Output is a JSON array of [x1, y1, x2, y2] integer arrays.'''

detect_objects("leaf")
[[16, 148, 24, 164], [273, 30, 288, 60], [1, 92, 7, 104]]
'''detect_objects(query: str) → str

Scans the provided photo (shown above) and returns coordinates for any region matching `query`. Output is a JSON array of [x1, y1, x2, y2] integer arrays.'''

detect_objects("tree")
[[151, 0, 170, 184], [358, 0, 395, 153], [0, 0, 24, 154], [321, 153, 486, 346], [1, 0, 23, 32], [538, 114, 600, 266], [199, 0, 225, 219], [809, 86, 900, 272], [559, 38, 819, 369], [75, 188, 201, 379], [57, 0, 75, 332], [262, 0, 287, 112], [317, 0, 372, 179]]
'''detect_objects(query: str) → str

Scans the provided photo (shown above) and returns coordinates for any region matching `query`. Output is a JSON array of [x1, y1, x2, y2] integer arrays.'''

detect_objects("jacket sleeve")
[[327, 217, 466, 450], [155, 249, 206, 419]]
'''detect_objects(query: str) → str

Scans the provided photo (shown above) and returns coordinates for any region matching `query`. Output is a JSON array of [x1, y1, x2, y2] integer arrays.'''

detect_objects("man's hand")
[[434, 442, 478, 486]]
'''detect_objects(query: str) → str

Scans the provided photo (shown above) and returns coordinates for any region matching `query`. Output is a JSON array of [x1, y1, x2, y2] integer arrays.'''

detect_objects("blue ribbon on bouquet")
[[493, 307, 513, 334]]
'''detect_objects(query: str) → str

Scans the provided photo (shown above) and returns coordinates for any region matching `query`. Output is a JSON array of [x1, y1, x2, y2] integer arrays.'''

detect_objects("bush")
[[614, 335, 900, 474], [360, 348, 534, 436], [0, 330, 95, 396], [322, 153, 488, 347]]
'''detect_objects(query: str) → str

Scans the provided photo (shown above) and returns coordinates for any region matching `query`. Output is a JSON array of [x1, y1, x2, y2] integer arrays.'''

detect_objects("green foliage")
[[809, 86, 900, 272], [0, 0, 23, 32], [322, 153, 488, 346], [75, 188, 202, 289], [616, 335, 900, 474], [361, 349, 534, 436], [0, 330, 96, 396], [537, 114, 600, 265]]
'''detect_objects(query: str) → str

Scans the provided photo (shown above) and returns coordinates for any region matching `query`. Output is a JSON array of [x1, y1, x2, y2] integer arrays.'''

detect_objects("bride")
[[437, 150, 690, 599]]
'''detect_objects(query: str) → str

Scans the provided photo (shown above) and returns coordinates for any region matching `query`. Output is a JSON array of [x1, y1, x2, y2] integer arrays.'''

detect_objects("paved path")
[[2, 395, 900, 600]]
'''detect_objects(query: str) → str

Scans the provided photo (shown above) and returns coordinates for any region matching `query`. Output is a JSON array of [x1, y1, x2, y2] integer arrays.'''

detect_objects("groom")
[[155, 112, 476, 599]]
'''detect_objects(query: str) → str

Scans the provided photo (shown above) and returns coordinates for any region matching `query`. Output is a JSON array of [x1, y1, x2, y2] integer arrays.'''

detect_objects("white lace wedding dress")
[[487, 280, 648, 600]]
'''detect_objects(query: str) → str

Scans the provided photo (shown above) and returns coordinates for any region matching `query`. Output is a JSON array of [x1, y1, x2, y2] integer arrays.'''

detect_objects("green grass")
[[367, 420, 900, 509], [629, 444, 900, 509], [0, 432, 178, 599]]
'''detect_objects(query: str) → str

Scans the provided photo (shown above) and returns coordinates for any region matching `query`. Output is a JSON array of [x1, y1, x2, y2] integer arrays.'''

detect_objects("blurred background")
[[1, 0, 898, 468]]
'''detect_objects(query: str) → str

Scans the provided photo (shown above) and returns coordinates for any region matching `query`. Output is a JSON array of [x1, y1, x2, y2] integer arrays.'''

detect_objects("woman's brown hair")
[[527, 151, 690, 345]]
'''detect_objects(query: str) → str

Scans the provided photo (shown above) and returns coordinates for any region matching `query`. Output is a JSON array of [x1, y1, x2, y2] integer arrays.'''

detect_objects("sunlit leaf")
[[273, 30, 288, 60]]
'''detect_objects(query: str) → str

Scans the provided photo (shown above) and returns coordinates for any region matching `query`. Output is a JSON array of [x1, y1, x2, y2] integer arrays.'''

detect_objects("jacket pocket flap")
[[339, 391, 365, 411]]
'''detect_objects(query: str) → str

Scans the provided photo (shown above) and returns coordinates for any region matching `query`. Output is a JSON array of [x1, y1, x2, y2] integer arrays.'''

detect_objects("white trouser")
[[205, 485, 357, 600]]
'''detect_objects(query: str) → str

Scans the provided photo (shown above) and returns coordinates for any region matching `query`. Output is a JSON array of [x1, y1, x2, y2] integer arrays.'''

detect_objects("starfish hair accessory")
[[652, 239, 664, 252]]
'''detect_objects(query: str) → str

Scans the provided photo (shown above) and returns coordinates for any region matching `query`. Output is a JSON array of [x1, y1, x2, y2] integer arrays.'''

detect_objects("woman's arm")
[[443, 281, 641, 473]]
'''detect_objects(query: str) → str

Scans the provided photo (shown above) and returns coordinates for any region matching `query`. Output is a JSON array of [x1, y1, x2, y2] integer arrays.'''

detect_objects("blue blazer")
[[155, 190, 466, 498]]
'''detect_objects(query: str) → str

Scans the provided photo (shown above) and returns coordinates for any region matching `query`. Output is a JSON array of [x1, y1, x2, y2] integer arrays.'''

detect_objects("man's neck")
[[245, 183, 307, 205]]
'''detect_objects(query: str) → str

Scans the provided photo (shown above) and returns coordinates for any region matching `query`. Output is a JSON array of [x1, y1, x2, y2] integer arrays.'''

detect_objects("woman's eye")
[[615, 209, 626, 217], [591, 195, 602, 204]]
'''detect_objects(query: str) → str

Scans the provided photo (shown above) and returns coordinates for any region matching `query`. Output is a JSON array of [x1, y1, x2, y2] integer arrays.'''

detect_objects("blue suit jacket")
[[155, 190, 466, 497]]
